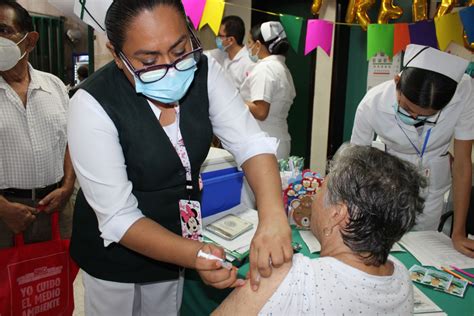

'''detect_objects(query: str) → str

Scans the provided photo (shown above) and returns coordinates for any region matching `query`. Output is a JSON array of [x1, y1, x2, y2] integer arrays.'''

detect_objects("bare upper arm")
[[212, 261, 293, 316], [246, 100, 270, 121]]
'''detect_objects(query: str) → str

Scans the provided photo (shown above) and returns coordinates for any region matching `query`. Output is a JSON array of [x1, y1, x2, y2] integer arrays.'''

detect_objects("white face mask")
[[0, 33, 28, 71]]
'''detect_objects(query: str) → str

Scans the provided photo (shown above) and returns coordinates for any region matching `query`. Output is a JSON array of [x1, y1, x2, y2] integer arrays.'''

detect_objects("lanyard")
[[170, 108, 193, 194], [395, 117, 432, 160]]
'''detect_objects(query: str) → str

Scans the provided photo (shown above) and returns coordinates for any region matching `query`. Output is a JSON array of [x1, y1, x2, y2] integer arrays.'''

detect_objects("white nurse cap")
[[403, 44, 469, 83], [260, 21, 287, 42]]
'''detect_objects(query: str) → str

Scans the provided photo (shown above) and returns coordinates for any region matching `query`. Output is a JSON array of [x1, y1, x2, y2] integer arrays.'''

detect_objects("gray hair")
[[325, 144, 427, 266]]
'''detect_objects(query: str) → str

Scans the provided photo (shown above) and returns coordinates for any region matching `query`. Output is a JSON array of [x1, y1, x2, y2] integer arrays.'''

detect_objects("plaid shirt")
[[0, 64, 68, 189]]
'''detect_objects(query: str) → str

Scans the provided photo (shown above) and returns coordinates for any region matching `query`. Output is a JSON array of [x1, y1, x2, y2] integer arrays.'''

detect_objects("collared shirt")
[[0, 64, 68, 189], [68, 56, 277, 246], [351, 74, 474, 230], [204, 47, 255, 91], [240, 55, 296, 142]]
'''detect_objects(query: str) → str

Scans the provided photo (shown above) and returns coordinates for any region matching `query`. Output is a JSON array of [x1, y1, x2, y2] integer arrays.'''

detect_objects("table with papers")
[[182, 226, 474, 316]]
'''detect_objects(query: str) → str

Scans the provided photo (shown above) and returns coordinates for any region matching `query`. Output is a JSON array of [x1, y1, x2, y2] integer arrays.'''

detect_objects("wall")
[[16, 0, 88, 85], [252, 0, 316, 165]]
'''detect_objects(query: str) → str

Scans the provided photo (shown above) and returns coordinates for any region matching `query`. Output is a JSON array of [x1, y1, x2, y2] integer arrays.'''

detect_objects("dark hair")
[[221, 15, 245, 46], [397, 67, 457, 111], [105, 0, 186, 54], [0, 0, 33, 33], [250, 23, 289, 56], [77, 64, 89, 80], [325, 144, 427, 266]]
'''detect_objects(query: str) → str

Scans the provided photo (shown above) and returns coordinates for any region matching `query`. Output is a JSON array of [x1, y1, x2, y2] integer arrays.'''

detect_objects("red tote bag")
[[0, 212, 79, 316]]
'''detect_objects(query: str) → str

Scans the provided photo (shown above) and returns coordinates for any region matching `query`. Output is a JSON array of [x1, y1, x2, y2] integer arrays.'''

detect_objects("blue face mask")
[[392, 103, 423, 126], [215, 37, 230, 52], [248, 43, 259, 63], [132, 66, 196, 104]]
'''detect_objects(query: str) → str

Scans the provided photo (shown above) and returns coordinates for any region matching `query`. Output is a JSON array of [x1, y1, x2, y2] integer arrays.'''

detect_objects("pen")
[[450, 265, 474, 279], [440, 266, 473, 285], [197, 250, 233, 270]]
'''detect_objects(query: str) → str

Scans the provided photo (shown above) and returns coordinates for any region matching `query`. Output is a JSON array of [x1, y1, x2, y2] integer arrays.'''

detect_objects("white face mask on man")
[[0, 33, 28, 71]]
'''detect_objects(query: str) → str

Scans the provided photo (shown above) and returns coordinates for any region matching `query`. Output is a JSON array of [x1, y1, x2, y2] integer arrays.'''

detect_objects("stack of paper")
[[400, 231, 474, 269], [299, 230, 405, 254], [203, 208, 258, 261], [413, 286, 444, 314]]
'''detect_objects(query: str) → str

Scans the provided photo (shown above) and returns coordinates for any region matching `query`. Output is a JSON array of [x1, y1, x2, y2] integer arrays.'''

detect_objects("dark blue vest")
[[70, 56, 213, 283]]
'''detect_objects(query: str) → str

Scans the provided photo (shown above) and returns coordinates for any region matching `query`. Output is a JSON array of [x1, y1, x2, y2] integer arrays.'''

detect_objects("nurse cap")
[[403, 44, 469, 83], [260, 21, 287, 42]]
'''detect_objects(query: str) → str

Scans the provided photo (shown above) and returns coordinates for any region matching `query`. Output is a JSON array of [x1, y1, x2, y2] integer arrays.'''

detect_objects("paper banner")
[[182, 0, 207, 30], [280, 14, 304, 53], [459, 5, 474, 44], [199, 0, 225, 35], [304, 19, 334, 56], [393, 23, 410, 56], [367, 24, 394, 60], [435, 12, 464, 51], [409, 20, 438, 48]]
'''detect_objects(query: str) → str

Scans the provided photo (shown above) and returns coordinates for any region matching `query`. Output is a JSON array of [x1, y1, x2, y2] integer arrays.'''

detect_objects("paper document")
[[299, 230, 405, 254], [413, 286, 443, 314], [203, 208, 258, 252], [400, 231, 474, 269], [390, 242, 405, 252], [298, 230, 321, 253]]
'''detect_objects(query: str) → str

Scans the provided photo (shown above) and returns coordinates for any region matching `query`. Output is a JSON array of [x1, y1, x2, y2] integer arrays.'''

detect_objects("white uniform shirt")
[[0, 64, 68, 189], [351, 75, 474, 230], [68, 56, 277, 246], [259, 254, 413, 315], [204, 47, 255, 91], [240, 55, 296, 145]]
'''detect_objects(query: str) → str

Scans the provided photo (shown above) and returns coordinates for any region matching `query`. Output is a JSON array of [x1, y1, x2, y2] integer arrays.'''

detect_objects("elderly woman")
[[214, 144, 426, 315]]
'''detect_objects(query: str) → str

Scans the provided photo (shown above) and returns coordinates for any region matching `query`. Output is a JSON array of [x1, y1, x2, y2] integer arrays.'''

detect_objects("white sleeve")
[[248, 65, 274, 103], [207, 56, 278, 166], [454, 76, 474, 140], [67, 89, 144, 247], [350, 99, 375, 146]]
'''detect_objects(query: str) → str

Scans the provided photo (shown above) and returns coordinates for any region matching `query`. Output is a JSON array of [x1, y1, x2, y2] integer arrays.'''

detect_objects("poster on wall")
[[367, 52, 402, 91]]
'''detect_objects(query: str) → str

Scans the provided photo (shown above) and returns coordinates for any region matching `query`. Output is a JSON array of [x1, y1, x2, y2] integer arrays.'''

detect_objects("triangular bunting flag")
[[304, 19, 334, 56], [393, 23, 410, 56], [409, 20, 438, 48], [199, 0, 225, 35], [459, 5, 474, 44], [367, 24, 394, 60], [435, 11, 464, 51], [280, 14, 304, 53], [182, 0, 207, 30]]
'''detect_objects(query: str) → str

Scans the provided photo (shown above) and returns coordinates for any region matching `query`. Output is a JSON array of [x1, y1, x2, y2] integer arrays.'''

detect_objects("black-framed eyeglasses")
[[396, 104, 441, 125], [120, 28, 203, 83]]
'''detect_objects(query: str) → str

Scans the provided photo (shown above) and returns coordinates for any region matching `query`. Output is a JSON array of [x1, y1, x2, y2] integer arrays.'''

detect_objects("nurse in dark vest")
[[67, 0, 292, 314]]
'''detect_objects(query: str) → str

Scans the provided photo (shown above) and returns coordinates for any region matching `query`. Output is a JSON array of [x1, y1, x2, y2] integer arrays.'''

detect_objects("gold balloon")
[[377, 0, 403, 24], [356, 0, 375, 31], [464, 34, 474, 52], [412, 0, 428, 22], [311, 0, 323, 15], [435, 0, 455, 18], [345, 0, 358, 23]]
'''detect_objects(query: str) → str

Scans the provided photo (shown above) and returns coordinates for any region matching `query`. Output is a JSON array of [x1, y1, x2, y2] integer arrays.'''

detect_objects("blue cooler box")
[[200, 148, 243, 217]]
